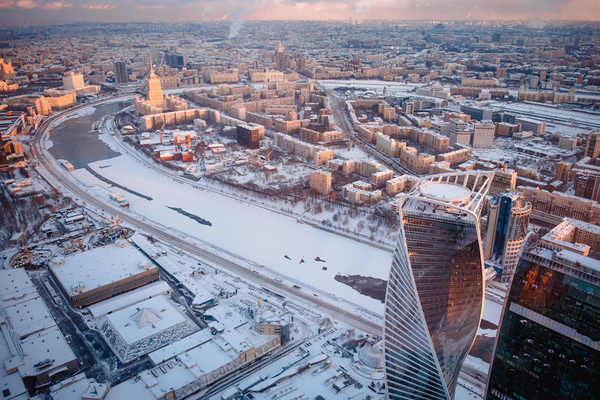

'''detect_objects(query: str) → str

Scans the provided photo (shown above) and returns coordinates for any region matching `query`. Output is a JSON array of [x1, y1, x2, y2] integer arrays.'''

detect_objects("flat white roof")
[[19, 325, 77, 377], [48, 373, 99, 400], [419, 182, 470, 203], [105, 295, 187, 346], [0, 269, 38, 307], [5, 297, 56, 339], [149, 329, 213, 365], [88, 281, 171, 319], [50, 243, 156, 297], [184, 339, 235, 373], [0, 333, 27, 400]]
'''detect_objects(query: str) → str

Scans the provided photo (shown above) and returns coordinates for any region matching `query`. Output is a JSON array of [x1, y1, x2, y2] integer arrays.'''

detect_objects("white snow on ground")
[[56, 106, 97, 123], [464, 355, 490, 376], [482, 298, 503, 325], [71, 126, 392, 314], [455, 381, 484, 400]]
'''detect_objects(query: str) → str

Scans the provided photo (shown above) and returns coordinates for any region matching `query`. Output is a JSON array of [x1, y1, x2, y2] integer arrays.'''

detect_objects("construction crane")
[[103, 215, 121, 227], [103, 215, 125, 240]]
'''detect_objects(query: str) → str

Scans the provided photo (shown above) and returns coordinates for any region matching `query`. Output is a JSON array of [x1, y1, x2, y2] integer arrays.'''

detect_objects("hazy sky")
[[0, 0, 599, 26]]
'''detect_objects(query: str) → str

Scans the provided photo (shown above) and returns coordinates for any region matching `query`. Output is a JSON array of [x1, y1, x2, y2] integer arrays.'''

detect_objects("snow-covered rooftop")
[[0, 269, 38, 307], [88, 281, 171, 319], [104, 296, 187, 346], [4, 297, 55, 339], [419, 182, 471, 203], [18, 325, 77, 378], [148, 329, 213, 365], [50, 243, 156, 297]]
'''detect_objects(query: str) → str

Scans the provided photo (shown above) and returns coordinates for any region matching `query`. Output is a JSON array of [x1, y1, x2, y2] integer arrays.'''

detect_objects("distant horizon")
[[1, 18, 600, 29], [0, 0, 599, 27]]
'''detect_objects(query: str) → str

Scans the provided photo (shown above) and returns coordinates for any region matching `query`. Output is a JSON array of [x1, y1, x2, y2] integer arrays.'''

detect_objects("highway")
[[30, 98, 383, 337]]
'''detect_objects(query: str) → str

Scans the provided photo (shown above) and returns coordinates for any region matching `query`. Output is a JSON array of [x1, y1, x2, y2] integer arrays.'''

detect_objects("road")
[[326, 88, 420, 176], [30, 99, 383, 337], [31, 96, 489, 395]]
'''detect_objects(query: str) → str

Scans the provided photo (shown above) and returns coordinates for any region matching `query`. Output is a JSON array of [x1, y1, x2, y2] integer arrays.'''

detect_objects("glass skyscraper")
[[384, 171, 494, 400], [483, 193, 531, 283], [485, 235, 600, 400]]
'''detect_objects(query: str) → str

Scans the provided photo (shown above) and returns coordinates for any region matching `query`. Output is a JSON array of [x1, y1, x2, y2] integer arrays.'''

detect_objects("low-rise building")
[[50, 243, 159, 308]]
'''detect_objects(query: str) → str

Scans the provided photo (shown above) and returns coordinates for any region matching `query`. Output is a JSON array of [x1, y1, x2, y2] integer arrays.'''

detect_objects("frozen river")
[[54, 102, 394, 314], [48, 102, 126, 168]]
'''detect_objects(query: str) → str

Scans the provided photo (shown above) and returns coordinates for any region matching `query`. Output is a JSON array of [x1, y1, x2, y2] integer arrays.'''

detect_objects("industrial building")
[[49, 243, 159, 308], [0, 269, 78, 395], [99, 295, 199, 363]]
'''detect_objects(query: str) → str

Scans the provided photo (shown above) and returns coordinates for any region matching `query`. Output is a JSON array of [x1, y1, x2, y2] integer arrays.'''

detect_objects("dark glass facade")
[[486, 257, 600, 400], [385, 200, 485, 399]]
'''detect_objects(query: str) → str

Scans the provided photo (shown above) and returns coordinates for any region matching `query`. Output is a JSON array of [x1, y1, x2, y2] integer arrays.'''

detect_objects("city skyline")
[[1, 13, 599, 400], [0, 0, 599, 26]]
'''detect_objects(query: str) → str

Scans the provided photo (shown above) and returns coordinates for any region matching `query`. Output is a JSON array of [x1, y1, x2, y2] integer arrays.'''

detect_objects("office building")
[[472, 121, 496, 148], [484, 193, 532, 283], [515, 117, 546, 136], [113, 61, 128, 84], [236, 124, 261, 149], [63, 71, 84, 91], [385, 171, 494, 399], [485, 232, 600, 400], [165, 51, 185, 69]]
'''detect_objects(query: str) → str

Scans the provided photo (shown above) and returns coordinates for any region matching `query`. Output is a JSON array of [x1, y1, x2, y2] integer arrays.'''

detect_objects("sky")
[[0, 0, 599, 26]]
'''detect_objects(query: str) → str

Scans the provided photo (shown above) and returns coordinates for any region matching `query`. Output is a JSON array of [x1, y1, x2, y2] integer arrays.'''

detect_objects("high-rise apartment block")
[[448, 118, 472, 146], [385, 171, 494, 399], [585, 130, 600, 159], [485, 227, 600, 400], [236, 124, 262, 149], [113, 61, 128, 84], [484, 193, 532, 283], [309, 171, 332, 196]]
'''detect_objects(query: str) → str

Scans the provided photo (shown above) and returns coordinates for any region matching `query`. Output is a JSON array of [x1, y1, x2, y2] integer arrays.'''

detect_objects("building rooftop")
[[4, 297, 55, 339], [0, 269, 38, 307], [419, 182, 471, 204], [88, 281, 171, 319], [104, 295, 187, 346], [50, 243, 156, 297], [18, 325, 77, 378]]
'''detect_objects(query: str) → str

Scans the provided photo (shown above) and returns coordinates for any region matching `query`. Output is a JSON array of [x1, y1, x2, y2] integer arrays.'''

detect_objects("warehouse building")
[[50, 243, 159, 308]]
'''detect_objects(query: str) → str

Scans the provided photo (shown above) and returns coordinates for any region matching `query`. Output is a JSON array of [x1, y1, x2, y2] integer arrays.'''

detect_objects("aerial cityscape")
[[0, 2, 599, 400]]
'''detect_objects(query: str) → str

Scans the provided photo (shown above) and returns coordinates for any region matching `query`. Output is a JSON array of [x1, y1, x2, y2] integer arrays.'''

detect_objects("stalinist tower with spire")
[[146, 58, 163, 106], [135, 56, 187, 116]]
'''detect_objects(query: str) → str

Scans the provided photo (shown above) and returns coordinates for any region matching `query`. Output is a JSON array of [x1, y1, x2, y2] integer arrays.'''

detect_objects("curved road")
[[31, 98, 383, 336]]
